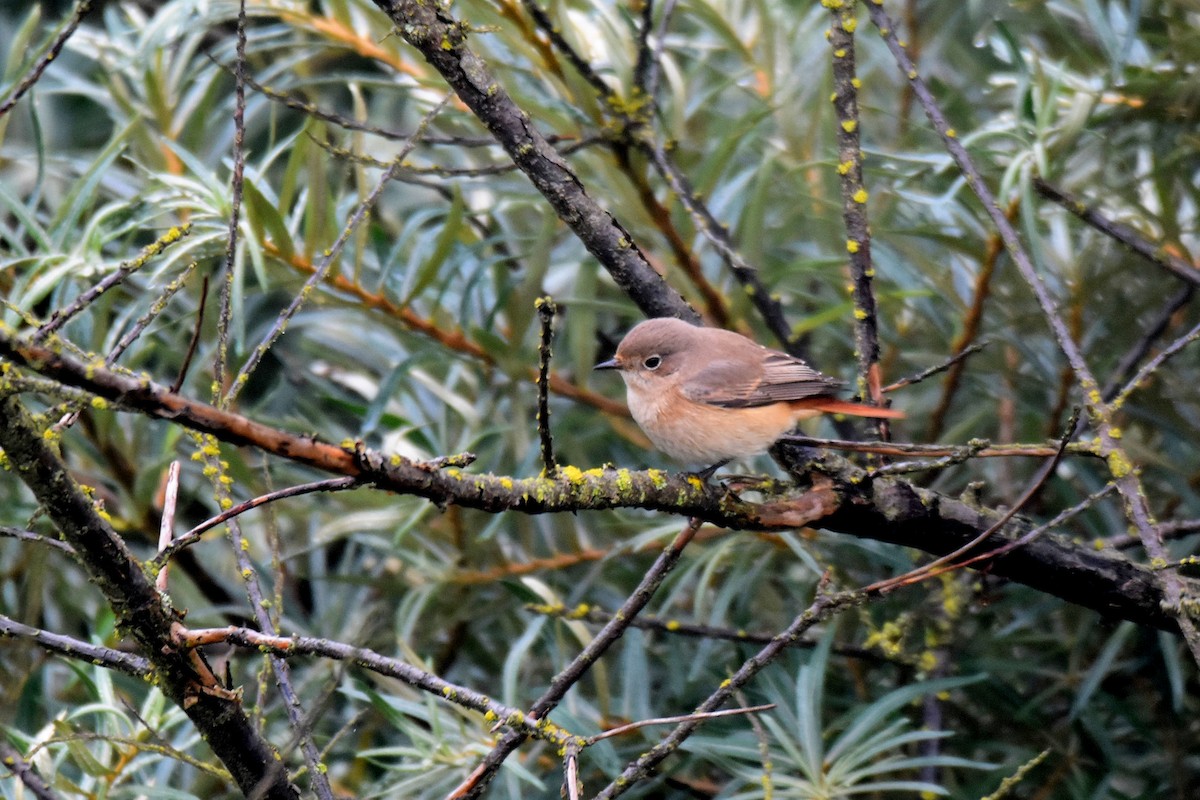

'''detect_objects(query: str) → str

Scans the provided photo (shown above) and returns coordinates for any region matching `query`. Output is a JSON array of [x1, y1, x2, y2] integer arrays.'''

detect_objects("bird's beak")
[[593, 357, 621, 371]]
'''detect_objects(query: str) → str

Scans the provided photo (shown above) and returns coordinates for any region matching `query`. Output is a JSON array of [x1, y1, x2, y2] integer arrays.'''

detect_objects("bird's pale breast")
[[628, 384, 802, 464]]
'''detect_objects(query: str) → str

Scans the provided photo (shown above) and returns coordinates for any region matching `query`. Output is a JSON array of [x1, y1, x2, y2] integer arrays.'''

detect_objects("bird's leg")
[[692, 460, 730, 482]]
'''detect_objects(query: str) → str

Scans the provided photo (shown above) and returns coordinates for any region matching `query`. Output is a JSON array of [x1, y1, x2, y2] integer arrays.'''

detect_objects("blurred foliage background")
[[1, 0, 1199, 797]]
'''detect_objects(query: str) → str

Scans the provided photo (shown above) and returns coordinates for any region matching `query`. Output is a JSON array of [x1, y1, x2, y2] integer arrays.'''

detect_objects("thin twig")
[[174, 625, 578, 747], [865, 439, 990, 477], [884, 341, 989, 392], [535, 297, 558, 476], [1102, 284, 1194, 400], [171, 273, 208, 393], [529, 603, 898, 663], [633, 0, 679, 107], [608, 145, 731, 325], [1034, 179, 1200, 402], [638, 138, 799, 352], [152, 476, 362, 571], [155, 461, 181, 593], [828, 5, 886, 419], [737, 689, 775, 800], [0, 525, 76, 555], [519, 0, 612, 99], [108, 261, 199, 366], [1034, 178, 1200, 288], [50, 263, 199, 432], [34, 225, 191, 343], [631, 0, 657, 98], [980, 749, 1052, 800], [588, 704, 776, 743], [0, 0, 94, 119], [779, 434, 1099, 460], [0, 613, 150, 676], [1109, 518, 1200, 551], [446, 517, 702, 800], [939, 483, 1118, 576], [317, 133, 603, 176], [263, 241, 628, 415], [1111, 317, 1200, 409], [222, 509, 334, 797], [226, 93, 453, 405], [863, 410, 1079, 595], [209, 56, 543, 146], [592, 588, 862, 799], [215, 6, 335, 796], [212, 1, 249, 399]]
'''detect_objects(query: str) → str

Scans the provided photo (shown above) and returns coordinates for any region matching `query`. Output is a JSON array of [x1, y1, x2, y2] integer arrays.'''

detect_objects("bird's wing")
[[683, 351, 843, 408]]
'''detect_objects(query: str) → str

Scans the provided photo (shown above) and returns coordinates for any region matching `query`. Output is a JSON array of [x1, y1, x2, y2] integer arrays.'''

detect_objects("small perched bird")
[[595, 317, 902, 472]]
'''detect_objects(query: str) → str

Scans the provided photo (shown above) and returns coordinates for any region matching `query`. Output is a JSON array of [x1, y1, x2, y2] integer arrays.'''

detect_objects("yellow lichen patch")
[[558, 464, 585, 483], [1106, 451, 1132, 479], [646, 469, 670, 490]]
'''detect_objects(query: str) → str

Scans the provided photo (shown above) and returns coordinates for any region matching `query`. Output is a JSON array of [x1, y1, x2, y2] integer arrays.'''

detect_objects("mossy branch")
[[0, 390, 299, 799], [0, 326, 1181, 634]]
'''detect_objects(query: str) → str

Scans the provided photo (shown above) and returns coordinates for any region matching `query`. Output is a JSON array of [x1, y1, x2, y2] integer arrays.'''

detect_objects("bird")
[[594, 317, 901, 474]]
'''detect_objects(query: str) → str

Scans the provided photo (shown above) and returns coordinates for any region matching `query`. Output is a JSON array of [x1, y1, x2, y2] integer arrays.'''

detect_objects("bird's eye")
[[643, 355, 662, 370]]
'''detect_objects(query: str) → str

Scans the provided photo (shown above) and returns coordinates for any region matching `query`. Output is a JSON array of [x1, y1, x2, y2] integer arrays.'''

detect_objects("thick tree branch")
[[0, 390, 299, 799], [368, 0, 697, 322], [0, 328, 1181, 634]]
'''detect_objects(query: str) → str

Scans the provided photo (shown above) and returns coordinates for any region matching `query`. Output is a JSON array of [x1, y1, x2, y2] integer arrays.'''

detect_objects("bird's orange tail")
[[795, 399, 905, 419]]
